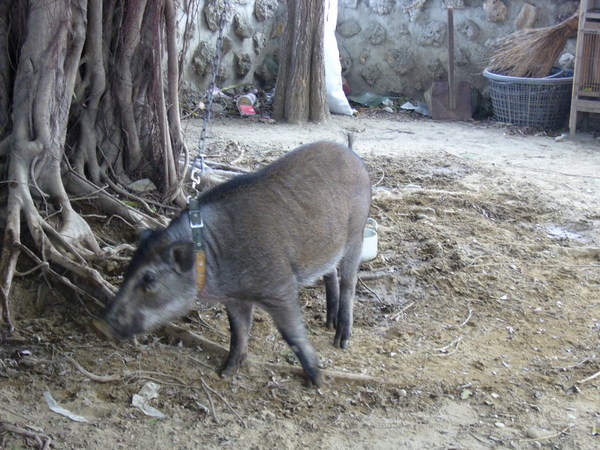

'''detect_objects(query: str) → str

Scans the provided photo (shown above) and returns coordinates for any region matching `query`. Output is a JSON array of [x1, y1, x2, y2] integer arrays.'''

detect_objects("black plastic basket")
[[483, 68, 573, 129]]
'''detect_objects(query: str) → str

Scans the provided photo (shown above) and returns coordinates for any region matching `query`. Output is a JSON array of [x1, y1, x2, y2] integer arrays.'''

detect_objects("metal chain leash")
[[190, 0, 230, 195]]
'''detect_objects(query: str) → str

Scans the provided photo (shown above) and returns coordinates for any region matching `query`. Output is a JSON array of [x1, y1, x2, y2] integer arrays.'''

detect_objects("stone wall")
[[181, 0, 579, 103], [180, 0, 285, 92]]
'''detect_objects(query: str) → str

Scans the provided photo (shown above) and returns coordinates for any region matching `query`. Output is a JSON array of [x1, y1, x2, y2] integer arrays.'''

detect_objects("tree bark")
[[0, 0, 189, 330], [114, 0, 148, 173], [273, 0, 329, 124], [0, 1, 12, 138]]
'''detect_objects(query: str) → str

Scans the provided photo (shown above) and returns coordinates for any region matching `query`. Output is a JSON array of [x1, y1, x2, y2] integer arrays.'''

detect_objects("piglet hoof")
[[333, 330, 350, 349], [219, 366, 237, 378], [305, 367, 323, 388], [220, 354, 246, 378], [333, 338, 350, 349], [324, 320, 336, 331]]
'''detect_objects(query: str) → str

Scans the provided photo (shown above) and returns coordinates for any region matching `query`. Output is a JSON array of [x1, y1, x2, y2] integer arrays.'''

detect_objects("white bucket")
[[361, 218, 378, 262]]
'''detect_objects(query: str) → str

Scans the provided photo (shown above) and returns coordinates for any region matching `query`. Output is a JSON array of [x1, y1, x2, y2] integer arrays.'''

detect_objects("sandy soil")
[[2, 111, 600, 449]]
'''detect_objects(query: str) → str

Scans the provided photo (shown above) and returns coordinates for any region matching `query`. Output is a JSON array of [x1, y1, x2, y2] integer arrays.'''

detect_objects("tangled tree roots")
[[0, 0, 198, 331]]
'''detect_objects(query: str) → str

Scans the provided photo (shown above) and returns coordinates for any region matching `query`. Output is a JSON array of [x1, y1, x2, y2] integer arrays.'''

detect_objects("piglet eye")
[[142, 272, 157, 287]]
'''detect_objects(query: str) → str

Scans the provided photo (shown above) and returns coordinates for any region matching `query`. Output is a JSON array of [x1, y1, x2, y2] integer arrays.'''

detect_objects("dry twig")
[[389, 302, 415, 321], [199, 379, 219, 424], [0, 419, 52, 450], [185, 354, 218, 370], [162, 324, 229, 357], [201, 379, 246, 428], [520, 424, 574, 443], [433, 336, 463, 356], [459, 309, 473, 327], [372, 164, 386, 187], [468, 431, 493, 447], [358, 276, 383, 302], [261, 362, 389, 385], [357, 268, 399, 281], [204, 160, 250, 173], [20, 355, 184, 385], [576, 369, 600, 385], [558, 355, 595, 372], [192, 313, 228, 338]]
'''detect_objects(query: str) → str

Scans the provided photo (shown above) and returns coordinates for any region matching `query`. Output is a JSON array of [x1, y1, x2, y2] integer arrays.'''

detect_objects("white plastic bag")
[[324, 0, 352, 116]]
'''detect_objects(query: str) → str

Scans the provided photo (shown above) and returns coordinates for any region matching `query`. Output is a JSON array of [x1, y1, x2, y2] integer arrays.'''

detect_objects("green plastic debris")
[[348, 92, 391, 107], [460, 389, 472, 400]]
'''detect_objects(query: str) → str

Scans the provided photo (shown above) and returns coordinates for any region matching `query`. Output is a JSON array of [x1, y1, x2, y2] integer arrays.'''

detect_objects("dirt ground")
[[2, 111, 600, 449]]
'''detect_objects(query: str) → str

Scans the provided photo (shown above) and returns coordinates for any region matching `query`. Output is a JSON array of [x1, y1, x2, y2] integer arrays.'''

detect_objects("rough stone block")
[[396, 23, 410, 35], [385, 48, 414, 74], [361, 63, 382, 86], [483, 0, 507, 23], [426, 58, 445, 81], [442, 0, 464, 8], [382, 78, 407, 96], [254, 0, 278, 22], [514, 3, 537, 29], [233, 13, 252, 39], [454, 47, 470, 66], [234, 52, 252, 76], [339, 46, 352, 73], [557, 1, 578, 21], [368, 0, 397, 15], [359, 50, 370, 65], [417, 20, 446, 47], [253, 32, 267, 55], [341, 0, 359, 8], [204, 0, 231, 32], [192, 41, 215, 76], [337, 19, 361, 38], [457, 19, 479, 41], [365, 23, 386, 45], [217, 65, 231, 81], [254, 59, 277, 85], [401, 0, 426, 22]]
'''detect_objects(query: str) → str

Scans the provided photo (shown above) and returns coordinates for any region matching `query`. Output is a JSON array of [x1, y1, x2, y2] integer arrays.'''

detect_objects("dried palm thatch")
[[487, 13, 579, 78]]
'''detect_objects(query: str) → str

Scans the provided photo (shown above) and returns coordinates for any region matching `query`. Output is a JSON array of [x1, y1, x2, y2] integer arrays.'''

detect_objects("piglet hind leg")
[[333, 243, 362, 350], [324, 270, 339, 330], [221, 301, 254, 377]]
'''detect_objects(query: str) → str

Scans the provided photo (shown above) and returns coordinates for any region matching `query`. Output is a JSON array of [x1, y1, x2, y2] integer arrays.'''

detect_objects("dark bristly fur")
[[94, 140, 372, 387]]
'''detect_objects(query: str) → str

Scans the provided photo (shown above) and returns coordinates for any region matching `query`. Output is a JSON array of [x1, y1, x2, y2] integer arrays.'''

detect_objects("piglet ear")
[[167, 242, 196, 274]]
